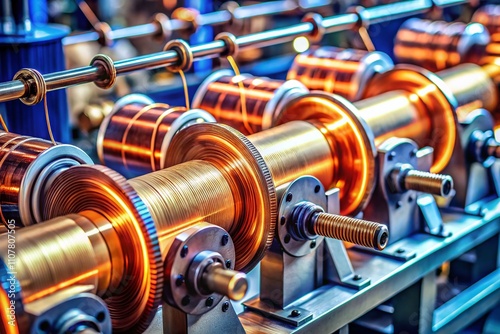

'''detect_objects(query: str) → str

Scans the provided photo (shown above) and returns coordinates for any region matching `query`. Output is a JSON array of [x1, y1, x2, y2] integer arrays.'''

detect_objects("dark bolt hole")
[[225, 259, 232, 269], [39, 320, 50, 332], [182, 295, 191, 306], [284, 234, 291, 244], [96, 311, 106, 322], [380, 232, 388, 247], [206, 297, 214, 307], [280, 216, 286, 225], [442, 179, 452, 196], [222, 301, 230, 312], [314, 185, 320, 193], [180, 245, 189, 258], [221, 234, 229, 246], [286, 193, 293, 202], [310, 240, 317, 248]]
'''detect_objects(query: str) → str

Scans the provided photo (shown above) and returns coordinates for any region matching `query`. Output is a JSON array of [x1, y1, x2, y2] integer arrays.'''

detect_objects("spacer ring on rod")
[[13, 68, 47, 106], [90, 54, 117, 89], [163, 39, 194, 73]]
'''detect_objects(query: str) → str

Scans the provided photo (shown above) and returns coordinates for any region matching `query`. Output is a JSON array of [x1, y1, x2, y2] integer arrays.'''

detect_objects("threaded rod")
[[403, 170, 454, 197], [312, 213, 389, 250]]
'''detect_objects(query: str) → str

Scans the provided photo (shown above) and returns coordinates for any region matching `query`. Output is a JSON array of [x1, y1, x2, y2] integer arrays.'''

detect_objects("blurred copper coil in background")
[[192, 70, 308, 134], [97, 94, 215, 177], [287, 46, 393, 101], [472, 4, 500, 34], [0, 131, 92, 227], [394, 18, 489, 71]]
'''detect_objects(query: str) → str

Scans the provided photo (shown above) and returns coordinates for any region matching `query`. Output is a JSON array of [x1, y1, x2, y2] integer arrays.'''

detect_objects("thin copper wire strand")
[[0, 114, 8, 132], [44, 93, 57, 145], [226, 55, 252, 134], [178, 70, 191, 110], [195, 74, 284, 134], [358, 26, 375, 52]]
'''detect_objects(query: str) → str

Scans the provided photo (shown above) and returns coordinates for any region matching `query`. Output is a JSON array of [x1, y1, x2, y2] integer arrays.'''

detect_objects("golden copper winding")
[[287, 46, 393, 100], [42, 165, 163, 333], [97, 95, 215, 177], [394, 18, 489, 71], [363, 65, 458, 173], [165, 123, 277, 272]]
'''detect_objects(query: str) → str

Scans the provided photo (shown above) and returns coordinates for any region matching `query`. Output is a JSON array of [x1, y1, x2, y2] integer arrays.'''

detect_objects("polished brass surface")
[[403, 170, 454, 197], [202, 262, 248, 301], [312, 213, 388, 250], [394, 18, 489, 71], [363, 66, 458, 173], [248, 121, 334, 189], [437, 64, 498, 118]]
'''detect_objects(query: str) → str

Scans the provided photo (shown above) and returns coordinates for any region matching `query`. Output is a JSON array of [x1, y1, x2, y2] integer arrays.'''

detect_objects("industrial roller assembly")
[[0, 0, 500, 334]]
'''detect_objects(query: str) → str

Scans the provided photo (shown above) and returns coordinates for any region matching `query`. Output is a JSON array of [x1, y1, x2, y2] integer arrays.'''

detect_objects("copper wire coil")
[[165, 123, 277, 272], [42, 165, 163, 333], [287, 46, 393, 101], [362, 65, 457, 173], [192, 69, 308, 134], [394, 18, 489, 71], [97, 94, 215, 177], [0, 131, 92, 227], [472, 5, 500, 35]]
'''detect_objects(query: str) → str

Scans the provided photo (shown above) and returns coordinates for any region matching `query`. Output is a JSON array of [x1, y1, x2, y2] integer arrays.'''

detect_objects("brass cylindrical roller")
[[202, 262, 248, 301], [287, 46, 393, 100], [394, 18, 490, 71]]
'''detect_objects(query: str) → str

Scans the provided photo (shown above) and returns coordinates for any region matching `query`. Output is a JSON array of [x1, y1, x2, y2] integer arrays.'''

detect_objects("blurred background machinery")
[[0, 0, 500, 333]]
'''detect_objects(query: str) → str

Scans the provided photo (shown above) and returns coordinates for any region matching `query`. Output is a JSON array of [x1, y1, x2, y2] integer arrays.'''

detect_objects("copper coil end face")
[[165, 123, 277, 272], [277, 92, 377, 217], [41, 165, 163, 333], [364, 65, 458, 173]]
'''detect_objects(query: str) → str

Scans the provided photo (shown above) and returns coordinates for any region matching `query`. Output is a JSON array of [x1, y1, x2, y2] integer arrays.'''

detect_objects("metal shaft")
[[486, 140, 500, 159], [202, 262, 248, 301], [63, 0, 332, 46], [312, 212, 389, 250], [403, 170, 454, 197], [0, 0, 467, 104]]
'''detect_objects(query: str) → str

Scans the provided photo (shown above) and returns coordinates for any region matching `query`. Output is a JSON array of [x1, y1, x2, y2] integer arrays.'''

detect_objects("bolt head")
[[206, 296, 214, 307], [353, 274, 362, 281], [225, 259, 232, 269], [221, 234, 229, 246], [396, 248, 405, 254], [222, 301, 230, 312], [181, 295, 190, 306], [180, 245, 189, 258], [175, 275, 184, 287], [290, 309, 301, 317]]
